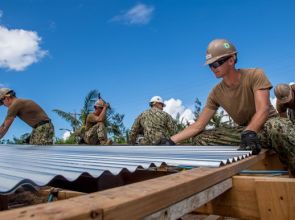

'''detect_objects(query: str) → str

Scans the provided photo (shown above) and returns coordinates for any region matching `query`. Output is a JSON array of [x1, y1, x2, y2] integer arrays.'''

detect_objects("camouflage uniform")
[[29, 122, 54, 145], [192, 117, 295, 175], [129, 107, 177, 145], [287, 109, 295, 124], [84, 122, 108, 145]]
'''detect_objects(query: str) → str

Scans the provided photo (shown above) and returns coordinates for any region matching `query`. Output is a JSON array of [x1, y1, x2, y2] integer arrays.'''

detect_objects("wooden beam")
[[39, 188, 86, 200], [197, 176, 260, 219], [143, 179, 232, 220], [0, 150, 267, 220], [0, 195, 8, 211], [248, 150, 285, 170], [197, 176, 295, 220], [255, 178, 295, 220]]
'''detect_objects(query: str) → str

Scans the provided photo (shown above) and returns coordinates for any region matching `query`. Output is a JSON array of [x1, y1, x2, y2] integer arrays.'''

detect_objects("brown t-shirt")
[[6, 99, 50, 128], [85, 113, 99, 131], [276, 84, 295, 113], [205, 68, 278, 126]]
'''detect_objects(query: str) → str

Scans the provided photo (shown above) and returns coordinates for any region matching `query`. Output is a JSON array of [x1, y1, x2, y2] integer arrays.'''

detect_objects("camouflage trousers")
[[30, 122, 54, 145], [192, 117, 295, 174], [84, 122, 108, 145], [288, 109, 295, 125], [138, 133, 166, 145]]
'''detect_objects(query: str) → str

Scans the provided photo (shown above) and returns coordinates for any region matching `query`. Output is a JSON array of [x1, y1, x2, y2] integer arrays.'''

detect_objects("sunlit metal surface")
[[0, 144, 251, 194]]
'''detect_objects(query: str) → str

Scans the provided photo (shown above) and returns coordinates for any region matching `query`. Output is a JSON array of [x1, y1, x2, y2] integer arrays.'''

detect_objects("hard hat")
[[0, 88, 13, 105], [274, 84, 293, 104], [205, 39, 237, 65], [94, 99, 104, 108], [149, 96, 165, 106]]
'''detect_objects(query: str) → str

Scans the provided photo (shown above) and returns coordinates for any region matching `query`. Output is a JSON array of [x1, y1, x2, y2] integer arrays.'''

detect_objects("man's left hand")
[[238, 130, 261, 155]]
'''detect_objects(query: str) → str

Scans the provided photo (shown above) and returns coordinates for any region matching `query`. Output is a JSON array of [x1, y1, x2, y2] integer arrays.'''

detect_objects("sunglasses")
[[0, 97, 6, 104], [209, 56, 231, 69]]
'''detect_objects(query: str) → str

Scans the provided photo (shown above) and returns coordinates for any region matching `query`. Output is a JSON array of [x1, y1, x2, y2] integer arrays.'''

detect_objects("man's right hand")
[[157, 137, 176, 145]]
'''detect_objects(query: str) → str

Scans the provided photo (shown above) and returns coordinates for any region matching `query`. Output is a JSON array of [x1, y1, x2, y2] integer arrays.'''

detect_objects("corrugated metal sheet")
[[0, 144, 251, 194]]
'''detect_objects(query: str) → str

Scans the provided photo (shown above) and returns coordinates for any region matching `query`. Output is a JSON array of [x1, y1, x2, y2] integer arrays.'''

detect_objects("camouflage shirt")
[[128, 107, 177, 145]]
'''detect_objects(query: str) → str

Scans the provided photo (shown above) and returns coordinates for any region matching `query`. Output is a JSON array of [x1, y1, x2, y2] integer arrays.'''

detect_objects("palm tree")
[[53, 90, 127, 143], [53, 90, 100, 132], [193, 98, 202, 121], [80, 90, 100, 126]]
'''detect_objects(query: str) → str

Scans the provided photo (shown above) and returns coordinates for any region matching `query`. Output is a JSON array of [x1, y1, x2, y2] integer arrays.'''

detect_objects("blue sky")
[[0, 0, 294, 140]]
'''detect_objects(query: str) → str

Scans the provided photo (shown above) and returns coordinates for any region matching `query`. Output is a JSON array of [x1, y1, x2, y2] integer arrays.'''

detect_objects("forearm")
[[0, 124, 9, 139], [171, 107, 215, 144], [245, 109, 269, 132], [96, 108, 107, 122], [171, 123, 203, 143], [246, 89, 272, 133]]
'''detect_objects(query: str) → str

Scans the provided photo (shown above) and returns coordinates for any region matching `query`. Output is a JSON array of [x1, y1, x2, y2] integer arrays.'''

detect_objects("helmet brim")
[[277, 90, 293, 105], [150, 101, 165, 107], [205, 52, 237, 65]]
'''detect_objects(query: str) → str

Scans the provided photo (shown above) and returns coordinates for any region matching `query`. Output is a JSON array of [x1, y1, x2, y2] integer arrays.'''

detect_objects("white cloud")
[[62, 131, 72, 140], [0, 25, 47, 71], [164, 98, 195, 125], [271, 97, 277, 109], [111, 3, 154, 25]]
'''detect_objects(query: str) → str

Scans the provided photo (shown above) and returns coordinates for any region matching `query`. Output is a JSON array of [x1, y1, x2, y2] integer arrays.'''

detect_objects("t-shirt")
[[6, 99, 50, 128], [276, 84, 295, 113], [205, 68, 278, 126], [85, 113, 99, 131]]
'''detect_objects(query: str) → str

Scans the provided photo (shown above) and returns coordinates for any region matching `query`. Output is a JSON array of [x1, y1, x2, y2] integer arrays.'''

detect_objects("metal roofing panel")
[[0, 144, 251, 194]]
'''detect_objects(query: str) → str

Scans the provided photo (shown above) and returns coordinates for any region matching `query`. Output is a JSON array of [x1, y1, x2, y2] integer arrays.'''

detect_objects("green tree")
[[193, 98, 202, 121], [53, 90, 127, 144], [209, 109, 237, 129], [3, 133, 31, 144]]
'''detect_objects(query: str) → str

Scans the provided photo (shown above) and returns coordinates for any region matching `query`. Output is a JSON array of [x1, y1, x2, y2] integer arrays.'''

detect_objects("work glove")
[[157, 137, 176, 145], [238, 130, 261, 155]]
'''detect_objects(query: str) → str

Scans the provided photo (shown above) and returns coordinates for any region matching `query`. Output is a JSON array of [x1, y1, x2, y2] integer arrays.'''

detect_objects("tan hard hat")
[[0, 88, 12, 99], [0, 88, 13, 106], [94, 99, 104, 107], [274, 84, 293, 104], [205, 39, 237, 65]]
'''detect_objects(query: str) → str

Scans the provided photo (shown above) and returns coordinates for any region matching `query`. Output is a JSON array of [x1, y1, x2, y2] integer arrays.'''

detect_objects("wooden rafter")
[[197, 176, 295, 220]]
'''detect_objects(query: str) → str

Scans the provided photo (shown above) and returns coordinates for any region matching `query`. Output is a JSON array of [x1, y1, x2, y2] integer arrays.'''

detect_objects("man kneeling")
[[84, 99, 111, 145]]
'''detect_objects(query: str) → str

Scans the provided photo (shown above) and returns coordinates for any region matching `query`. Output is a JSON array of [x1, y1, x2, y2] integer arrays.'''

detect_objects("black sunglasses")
[[0, 97, 5, 104], [209, 56, 232, 69]]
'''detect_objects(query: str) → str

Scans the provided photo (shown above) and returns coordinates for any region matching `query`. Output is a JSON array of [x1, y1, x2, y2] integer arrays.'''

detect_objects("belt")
[[33, 120, 51, 129]]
